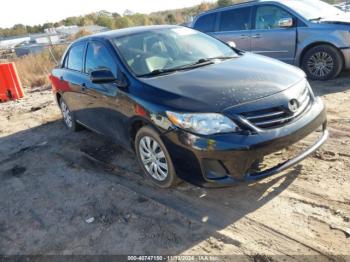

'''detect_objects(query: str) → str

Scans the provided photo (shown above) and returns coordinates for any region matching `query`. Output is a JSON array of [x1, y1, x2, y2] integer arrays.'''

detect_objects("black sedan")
[[50, 25, 328, 188]]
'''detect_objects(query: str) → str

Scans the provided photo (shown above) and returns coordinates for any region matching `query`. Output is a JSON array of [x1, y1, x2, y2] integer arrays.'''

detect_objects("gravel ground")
[[0, 74, 349, 260]]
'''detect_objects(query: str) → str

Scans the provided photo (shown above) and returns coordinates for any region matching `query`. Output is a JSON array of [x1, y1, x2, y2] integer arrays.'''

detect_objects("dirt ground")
[[0, 72, 349, 260]]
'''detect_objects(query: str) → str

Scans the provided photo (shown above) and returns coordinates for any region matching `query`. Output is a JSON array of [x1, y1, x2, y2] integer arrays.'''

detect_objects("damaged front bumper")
[[161, 97, 328, 187]]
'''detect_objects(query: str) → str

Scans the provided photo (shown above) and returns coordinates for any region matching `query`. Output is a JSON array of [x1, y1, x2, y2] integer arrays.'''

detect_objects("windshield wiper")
[[137, 59, 215, 77], [137, 68, 179, 77], [137, 56, 237, 77]]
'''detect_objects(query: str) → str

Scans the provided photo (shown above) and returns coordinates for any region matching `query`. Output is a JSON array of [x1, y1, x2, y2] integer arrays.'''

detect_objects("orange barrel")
[[0, 62, 24, 102]]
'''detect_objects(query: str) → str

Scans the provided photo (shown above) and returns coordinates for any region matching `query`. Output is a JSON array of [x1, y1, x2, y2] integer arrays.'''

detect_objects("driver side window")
[[255, 5, 293, 30], [85, 41, 117, 77]]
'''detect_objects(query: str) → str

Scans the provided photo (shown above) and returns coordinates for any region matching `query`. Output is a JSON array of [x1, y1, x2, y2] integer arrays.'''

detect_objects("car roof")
[[74, 25, 180, 43], [195, 0, 292, 16]]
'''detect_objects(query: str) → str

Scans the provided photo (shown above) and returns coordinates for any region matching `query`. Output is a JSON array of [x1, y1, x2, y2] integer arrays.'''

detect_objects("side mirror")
[[227, 41, 237, 48], [278, 17, 293, 28], [90, 69, 116, 84]]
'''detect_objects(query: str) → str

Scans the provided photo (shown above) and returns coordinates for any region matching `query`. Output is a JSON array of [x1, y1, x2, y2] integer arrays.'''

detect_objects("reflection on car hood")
[[138, 53, 305, 112]]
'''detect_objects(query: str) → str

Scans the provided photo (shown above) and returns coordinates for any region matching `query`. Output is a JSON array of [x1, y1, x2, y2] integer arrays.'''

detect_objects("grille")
[[242, 85, 312, 129]]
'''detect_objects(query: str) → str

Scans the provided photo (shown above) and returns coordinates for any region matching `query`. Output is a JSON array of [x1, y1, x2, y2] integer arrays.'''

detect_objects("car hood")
[[320, 15, 350, 24], [138, 53, 305, 112]]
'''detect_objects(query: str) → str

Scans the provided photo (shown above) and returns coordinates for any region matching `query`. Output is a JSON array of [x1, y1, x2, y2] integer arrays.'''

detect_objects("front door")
[[212, 6, 252, 51], [250, 5, 297, 64], [81, 40, 129, 146]]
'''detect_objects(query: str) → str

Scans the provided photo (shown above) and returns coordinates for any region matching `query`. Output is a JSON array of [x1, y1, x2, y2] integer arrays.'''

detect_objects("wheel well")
[[299, 42, 344, 67], [56, 93, 62, 104], [130, 119, 148, 145]]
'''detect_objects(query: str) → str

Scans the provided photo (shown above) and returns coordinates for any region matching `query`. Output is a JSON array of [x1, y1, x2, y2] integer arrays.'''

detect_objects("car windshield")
[[282, 0, 344, 20], [112, 27, 238, 76]]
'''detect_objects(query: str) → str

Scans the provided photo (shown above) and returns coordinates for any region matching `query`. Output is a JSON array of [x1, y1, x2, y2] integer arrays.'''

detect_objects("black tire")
[[59, 98, 80, 132], [135, 126, 181, 188], [301, 44, 343, 81]]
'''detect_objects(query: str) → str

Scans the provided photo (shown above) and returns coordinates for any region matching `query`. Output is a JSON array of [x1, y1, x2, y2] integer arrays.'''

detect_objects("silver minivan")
[[191, 0, 350, 80]]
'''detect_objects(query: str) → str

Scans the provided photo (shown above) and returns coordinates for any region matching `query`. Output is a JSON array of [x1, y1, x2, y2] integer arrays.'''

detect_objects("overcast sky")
[[0, 0, 216, 28]]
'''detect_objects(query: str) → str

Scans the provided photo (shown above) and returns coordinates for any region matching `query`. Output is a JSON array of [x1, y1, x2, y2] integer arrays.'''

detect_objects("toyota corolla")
[[50, 25, 328, 188]]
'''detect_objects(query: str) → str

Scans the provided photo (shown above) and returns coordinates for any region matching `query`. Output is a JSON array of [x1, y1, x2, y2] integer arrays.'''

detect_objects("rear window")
[[193, 13, 217, 33], [66, 44, 85, 72], [219, 7, 251, 31]]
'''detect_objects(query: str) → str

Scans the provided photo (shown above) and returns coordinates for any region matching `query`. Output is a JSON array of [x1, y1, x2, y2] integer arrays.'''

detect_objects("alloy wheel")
[[307, 51, 334, 78], [138, 136, 168, 181]]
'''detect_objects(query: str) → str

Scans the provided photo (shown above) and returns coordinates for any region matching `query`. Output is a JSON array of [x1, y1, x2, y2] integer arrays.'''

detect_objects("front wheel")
[[135, 126, 181, 188], [301, 45, 343, 81]]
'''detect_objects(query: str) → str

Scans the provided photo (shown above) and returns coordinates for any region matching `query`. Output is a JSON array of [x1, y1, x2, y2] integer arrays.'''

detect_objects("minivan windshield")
[[112, 27, 238, 77], [282, 0, 344, 21]]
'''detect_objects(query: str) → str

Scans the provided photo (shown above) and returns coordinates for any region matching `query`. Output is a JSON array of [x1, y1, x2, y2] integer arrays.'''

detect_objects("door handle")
[[251, 34, 261, 39], [239, 34, 247, 39]]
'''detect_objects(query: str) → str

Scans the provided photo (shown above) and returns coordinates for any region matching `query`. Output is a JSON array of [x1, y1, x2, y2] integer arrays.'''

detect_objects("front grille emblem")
[[288, 99, 299, 113]]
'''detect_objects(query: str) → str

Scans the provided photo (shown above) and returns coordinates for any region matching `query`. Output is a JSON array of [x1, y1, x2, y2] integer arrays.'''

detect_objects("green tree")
[[114, 17, 133, 29], [96, 15, 113, 28], [12, 24, 27, 35], [42, 23, 54, 29], [217, 0, 233, 7], [165, 14, 177, 24], [64, 17, 79, 26]]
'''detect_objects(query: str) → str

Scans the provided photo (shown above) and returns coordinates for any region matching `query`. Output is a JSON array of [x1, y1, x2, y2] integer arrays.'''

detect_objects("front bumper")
[[161, 97, 327, 187]]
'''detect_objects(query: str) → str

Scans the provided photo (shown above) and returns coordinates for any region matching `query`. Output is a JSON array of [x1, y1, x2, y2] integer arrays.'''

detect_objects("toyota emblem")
[[288, 99, 299, 113]]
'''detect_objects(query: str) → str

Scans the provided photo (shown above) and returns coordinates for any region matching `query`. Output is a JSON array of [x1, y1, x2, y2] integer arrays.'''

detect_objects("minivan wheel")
[[301, 45, 343, 81], [59, 98, 79, 132], [135, 126, 181, 188]]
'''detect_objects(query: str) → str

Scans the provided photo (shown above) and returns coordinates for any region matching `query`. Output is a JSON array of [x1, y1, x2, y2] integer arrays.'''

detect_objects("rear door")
[[212, 7, 252, 51], [250, 4, 297, 64], [192, 12, 218, 36], [59, 42, 88, 120]]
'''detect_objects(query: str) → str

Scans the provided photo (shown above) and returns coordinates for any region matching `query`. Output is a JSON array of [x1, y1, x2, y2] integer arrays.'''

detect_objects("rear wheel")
[[301, 45, 343, 81], [135, 126, 181, 188], [59, 98, 79, 132]]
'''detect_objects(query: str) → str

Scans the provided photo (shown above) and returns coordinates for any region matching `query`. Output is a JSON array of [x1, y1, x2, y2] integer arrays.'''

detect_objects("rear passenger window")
[[219, 7, 251, 31], [194, 13, 217, 33], [66, 44, 85, 71]]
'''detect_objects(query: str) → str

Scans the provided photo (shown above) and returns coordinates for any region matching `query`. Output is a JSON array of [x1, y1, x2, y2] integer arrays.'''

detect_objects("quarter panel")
[[295, 27, 350, 65]]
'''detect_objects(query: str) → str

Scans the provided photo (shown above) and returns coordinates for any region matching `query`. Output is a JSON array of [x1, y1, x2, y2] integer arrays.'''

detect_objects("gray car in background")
[[191, 0, 350, 81]]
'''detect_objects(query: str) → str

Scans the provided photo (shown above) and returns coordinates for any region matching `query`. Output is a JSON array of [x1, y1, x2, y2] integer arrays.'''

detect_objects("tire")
[[135, 126, 181, 188], [59, 98, 80, 132], [301, 44, 343, 81]]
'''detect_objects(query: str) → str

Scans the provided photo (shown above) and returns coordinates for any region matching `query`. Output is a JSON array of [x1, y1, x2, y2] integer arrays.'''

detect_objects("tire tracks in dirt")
[[72, 145, 338, 258]]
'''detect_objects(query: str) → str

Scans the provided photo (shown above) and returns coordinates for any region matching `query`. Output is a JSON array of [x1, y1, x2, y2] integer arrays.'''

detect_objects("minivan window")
[[85, 41, 117, 75], [66, 44, 85, 71], [194, 13, 216, 32], [255, 5, 293, 30], [219, 7, 251, 31]]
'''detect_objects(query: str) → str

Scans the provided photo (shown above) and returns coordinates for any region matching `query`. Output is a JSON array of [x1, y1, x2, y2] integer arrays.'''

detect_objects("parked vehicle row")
[[191, 0, 350, 81], [50, 25, 328, 188]]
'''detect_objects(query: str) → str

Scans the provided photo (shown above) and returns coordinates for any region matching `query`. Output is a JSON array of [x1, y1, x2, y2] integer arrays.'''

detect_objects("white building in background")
[[44, 25, 108, 36], [0, 36, 30, 49]]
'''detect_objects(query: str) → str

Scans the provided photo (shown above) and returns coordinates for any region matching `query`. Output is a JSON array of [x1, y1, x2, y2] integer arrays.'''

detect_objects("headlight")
[[166, 111, 241, 135]]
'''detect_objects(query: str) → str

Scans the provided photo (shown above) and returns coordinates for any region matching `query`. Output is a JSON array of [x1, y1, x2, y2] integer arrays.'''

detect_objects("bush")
[[14, 45, 66, 88]]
